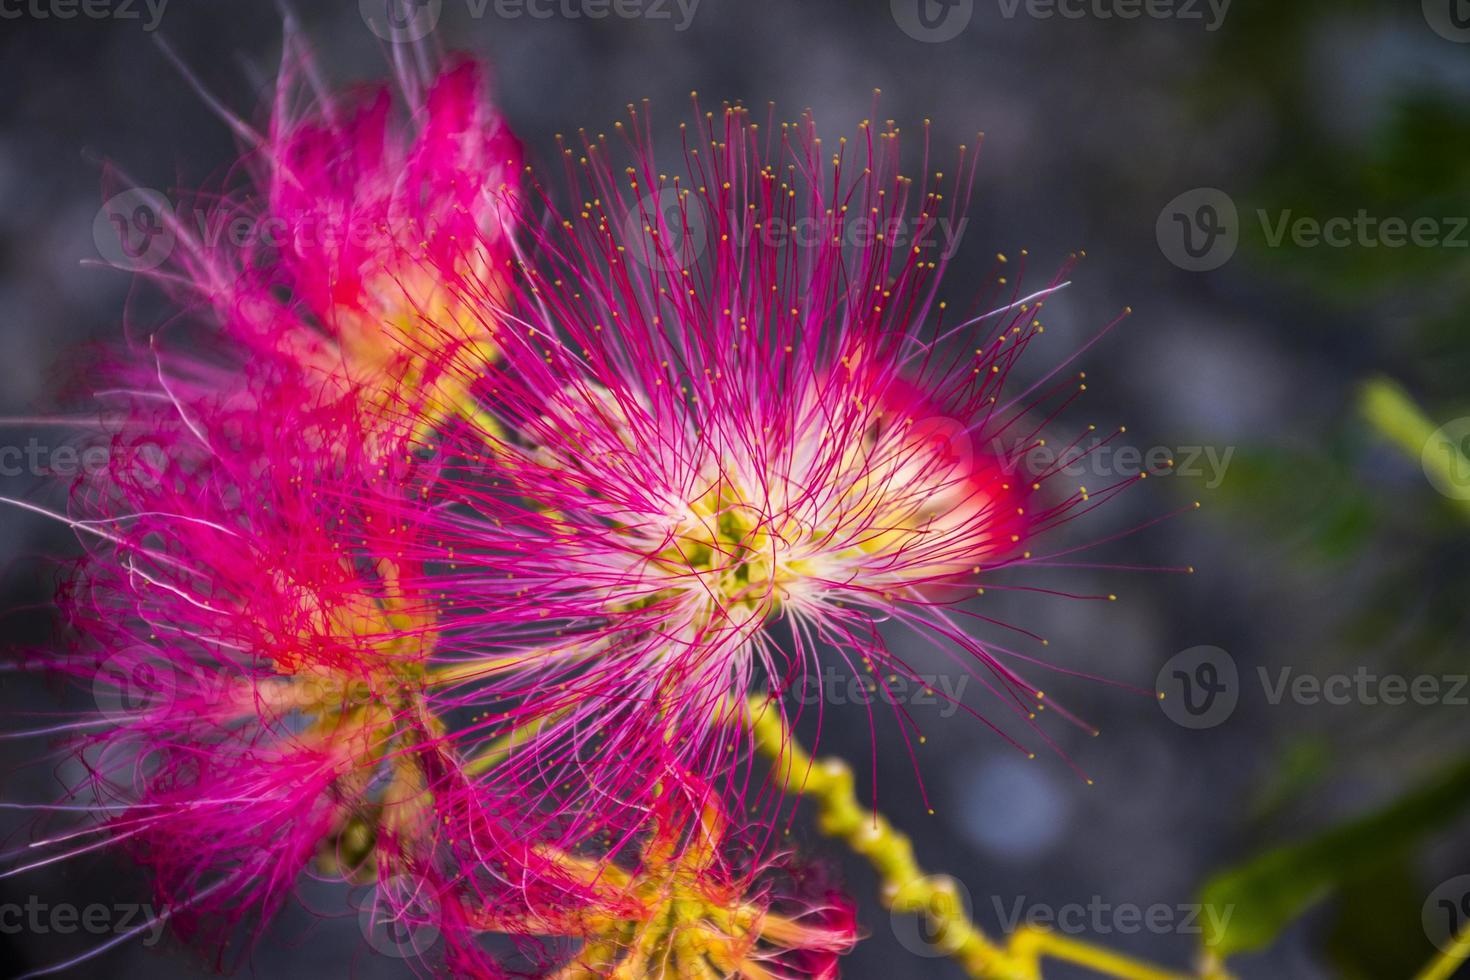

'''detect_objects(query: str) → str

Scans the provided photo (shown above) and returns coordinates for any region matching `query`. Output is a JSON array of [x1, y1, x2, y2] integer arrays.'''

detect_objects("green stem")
[[1360, 376, 1470, 521]]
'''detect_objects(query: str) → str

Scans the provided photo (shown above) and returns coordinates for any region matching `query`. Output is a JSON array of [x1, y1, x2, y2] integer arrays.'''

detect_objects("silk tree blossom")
[[150, 47, 522, 453], [259, 55, 521, 441], [1, 32, 1189, 976], [7, 377, 595, 974], [470, 771, 857, 978], [416, 100, 1158, 836]]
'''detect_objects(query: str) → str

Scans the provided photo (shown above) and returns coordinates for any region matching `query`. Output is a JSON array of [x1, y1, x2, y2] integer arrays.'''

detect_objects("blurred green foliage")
[[1188, 3, 1470, 975]]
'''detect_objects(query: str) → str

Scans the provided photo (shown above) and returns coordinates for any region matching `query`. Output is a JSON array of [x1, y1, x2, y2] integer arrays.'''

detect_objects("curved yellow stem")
[[742, 696, 1230, 980], [1414, 920, 1470, 980]]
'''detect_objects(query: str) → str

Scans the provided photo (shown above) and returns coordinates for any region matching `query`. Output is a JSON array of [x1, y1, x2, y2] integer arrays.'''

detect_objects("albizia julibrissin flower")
[[6, 379, 594, 975], [411, 101, 1173, 834], [472, 770, 856, 978], [155, 48, 521, 451]]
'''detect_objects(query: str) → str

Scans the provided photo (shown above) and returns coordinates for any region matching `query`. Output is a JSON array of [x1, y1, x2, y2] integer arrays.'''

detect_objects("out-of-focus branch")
[[1360, 376, 1470, 521]]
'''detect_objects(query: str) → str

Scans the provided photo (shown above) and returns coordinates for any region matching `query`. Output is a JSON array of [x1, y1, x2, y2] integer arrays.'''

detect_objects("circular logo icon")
[[890, 875, 974, 957], [93, 189, 176, 272], [891, 0, 973, 42], [1424, 0, 1470, 42], [359, 874, 443, 958], [359, 0, 442, 43], [1422, 876, 1470, 952], [619, 189, 707, 274], [1156, 188, 1238, 272], [92, 648, 176, 724], [1156, 645, 1238, 729], [907, 416, 976, 484], [1422, 417, 1470, 501]]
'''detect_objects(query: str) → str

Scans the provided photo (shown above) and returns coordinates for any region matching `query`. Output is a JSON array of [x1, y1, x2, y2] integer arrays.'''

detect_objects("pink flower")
[[6, 38, 1177, 975], [413, 103, 1148, 829], [29, 380, 583, 972], [469, 769, 859, 978], [150, 53, 522, 453], [260, 56, 521, 440]]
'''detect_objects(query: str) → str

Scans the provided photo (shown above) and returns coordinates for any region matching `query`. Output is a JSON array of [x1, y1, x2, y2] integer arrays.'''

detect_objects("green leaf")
[[1198, 755, 1470, 958]]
